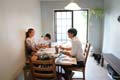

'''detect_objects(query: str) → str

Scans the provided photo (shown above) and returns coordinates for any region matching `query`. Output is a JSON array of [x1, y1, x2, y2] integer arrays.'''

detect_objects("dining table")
[[34, 47, 77, 64], [31, 47, 77, 79]]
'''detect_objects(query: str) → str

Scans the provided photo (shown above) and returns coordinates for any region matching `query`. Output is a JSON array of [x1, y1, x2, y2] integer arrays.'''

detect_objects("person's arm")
[[62, 51, 72, 57], [26, 39, 37, 52], [59, 45, 72, 50]]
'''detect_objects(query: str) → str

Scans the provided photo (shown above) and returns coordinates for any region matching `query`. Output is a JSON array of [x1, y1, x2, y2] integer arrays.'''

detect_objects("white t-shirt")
[[39, 37, 51, 45], [26, 37, 36, 49], [71, 37, 85, 61]]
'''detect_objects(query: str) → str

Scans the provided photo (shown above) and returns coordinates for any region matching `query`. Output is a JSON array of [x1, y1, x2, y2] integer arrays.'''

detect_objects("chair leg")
[[83, 69, 85, 80], [23, 69, 27, 80], [68, 72, 73, 80], [70, 76, 72, 80]]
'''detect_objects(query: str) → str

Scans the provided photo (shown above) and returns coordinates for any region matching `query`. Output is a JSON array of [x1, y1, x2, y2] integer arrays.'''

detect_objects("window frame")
[[54, 9, 88, 42]]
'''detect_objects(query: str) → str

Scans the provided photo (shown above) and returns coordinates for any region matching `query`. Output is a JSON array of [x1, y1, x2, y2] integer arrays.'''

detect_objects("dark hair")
[[68, 28, 77, 36], [45, 33, 51, 39], [26, 28, 34, 38]]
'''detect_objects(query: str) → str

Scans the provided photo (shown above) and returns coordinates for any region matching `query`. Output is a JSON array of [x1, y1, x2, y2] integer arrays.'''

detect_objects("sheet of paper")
[[55, 54, 77, 65]]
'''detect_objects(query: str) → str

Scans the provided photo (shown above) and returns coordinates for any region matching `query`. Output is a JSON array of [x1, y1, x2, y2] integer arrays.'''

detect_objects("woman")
[[25, 28, 38, 57]]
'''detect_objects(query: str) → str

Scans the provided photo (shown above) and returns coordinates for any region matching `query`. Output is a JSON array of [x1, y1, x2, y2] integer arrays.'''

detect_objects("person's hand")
[[59, 45, 64, 50], [59, 45, 71, 51], [32, 48, 38, 52], [36, 46, 40, 50], [63, 51, 72, 57], [31, 55, 38, 61]]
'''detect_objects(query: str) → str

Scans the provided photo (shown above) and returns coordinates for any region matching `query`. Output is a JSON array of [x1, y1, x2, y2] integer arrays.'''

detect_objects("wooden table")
[[34, 48, 77, 65], [31, 53, 77, 65]]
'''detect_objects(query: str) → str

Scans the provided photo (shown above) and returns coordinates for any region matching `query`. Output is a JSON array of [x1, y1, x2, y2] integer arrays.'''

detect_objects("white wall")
[[0, 0, 41, 80], [40, 0, 104, 53], [89, 15, 104, 54], [103, 0, 120, 58]]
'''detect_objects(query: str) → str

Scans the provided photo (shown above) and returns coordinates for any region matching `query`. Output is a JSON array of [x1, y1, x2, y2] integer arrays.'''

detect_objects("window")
[[54, 10, 88, 43], [54, 10, 72, 42]]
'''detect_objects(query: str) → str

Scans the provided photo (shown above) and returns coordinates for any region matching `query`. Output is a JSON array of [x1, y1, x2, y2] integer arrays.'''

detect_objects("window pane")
[[62, 12, 66, 19], [62, 34, 67, 40], [66, 19, 72, 25], [62, 19, 67, 26], [57, 12, 61, 18], [57, 26, 61, 33], [62, 26, 67, 33], [67, 12, 71, 18], [57, 19, 61, 26], [57, 34, 61, 40], [66, 26, 71, 31]]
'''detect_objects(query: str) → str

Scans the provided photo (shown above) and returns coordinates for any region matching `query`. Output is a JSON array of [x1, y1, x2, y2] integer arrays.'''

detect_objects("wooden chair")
[[29, 58, 57, 80], [67, 42, 91, 80], [23, 40, 38, 80], [23, 58, 31, 80]]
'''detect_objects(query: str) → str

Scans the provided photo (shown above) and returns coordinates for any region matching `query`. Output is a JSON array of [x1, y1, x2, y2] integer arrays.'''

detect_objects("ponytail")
[[25, 28, 34, 39], [26, 32, 29, 38]]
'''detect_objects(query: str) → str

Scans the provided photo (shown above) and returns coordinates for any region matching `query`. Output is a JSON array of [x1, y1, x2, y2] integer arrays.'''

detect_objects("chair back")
[[29, 58, 56, 80], [83, 43, 91, 66]]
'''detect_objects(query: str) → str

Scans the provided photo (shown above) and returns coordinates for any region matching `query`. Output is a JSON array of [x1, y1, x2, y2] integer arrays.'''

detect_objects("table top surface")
[[32, 48, 77, 65]]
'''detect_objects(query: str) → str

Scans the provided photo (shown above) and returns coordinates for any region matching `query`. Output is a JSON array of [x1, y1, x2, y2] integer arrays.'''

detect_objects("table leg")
[[57, 65, 62, 80]]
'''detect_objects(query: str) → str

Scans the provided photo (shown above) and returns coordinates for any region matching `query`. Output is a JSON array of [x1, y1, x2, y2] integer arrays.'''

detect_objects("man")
[[60, 28, 85, 79]]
